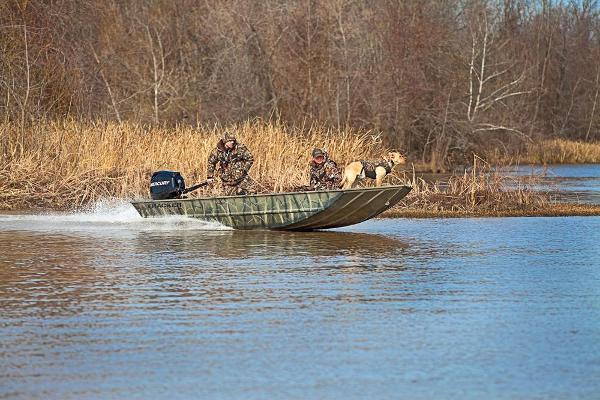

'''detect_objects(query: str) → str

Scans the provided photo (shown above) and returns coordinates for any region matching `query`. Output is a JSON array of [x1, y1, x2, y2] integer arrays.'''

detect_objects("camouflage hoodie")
[[207, 133, 254, 184], [309, 152, 342, 190]]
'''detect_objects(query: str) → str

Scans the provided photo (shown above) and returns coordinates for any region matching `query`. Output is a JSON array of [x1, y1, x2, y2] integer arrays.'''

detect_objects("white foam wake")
[[0, 198, 231, 232]]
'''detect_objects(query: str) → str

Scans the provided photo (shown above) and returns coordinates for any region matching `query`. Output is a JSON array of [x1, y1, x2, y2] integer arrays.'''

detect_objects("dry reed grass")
[[2, 120, 595, 217], [387, 156, 549, 214], [489, 139, 600, 164], [0, 119, 385, 209]]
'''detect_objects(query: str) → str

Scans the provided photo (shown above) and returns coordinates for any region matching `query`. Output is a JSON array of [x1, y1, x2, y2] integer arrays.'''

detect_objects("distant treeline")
[[1, 0, 599, 167]]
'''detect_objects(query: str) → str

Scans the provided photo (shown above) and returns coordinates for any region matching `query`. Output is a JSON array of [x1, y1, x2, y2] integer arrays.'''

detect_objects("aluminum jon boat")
[[131, 185, 411, 231]]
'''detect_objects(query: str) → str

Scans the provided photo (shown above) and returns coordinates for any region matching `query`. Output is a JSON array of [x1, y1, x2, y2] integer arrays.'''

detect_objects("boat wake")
[[0, 198, 231, 233]]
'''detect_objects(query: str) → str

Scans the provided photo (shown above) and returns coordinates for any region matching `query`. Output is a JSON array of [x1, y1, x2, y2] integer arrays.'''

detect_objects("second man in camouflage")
[[309, 148, 342, 190]]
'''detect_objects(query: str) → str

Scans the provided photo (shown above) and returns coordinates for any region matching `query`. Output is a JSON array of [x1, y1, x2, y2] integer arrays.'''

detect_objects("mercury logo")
[[150, 180, 171, 187]]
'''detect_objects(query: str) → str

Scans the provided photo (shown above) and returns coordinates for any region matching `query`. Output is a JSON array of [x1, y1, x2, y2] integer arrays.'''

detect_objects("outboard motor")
[[149, 171, 186, 200]]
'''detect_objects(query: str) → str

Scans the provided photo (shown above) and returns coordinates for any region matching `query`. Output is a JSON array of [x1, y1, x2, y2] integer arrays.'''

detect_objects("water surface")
[[504, 164, 600, 204], [1, 205, 599, 399]]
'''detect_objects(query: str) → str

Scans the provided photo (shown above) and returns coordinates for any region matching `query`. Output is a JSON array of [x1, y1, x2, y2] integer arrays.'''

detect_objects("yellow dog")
[[340, 152, 406, 189]]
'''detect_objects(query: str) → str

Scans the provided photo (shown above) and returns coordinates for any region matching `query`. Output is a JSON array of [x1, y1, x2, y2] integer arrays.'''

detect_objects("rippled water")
[[1, 203, 599, 399]]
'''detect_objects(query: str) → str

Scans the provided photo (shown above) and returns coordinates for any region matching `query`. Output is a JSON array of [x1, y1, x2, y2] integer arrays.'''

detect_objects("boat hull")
[[131, 185, 411, 230]]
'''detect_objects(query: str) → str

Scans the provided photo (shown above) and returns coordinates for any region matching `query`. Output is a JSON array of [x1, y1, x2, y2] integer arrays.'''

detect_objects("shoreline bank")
[[381, 203, 600, 219]]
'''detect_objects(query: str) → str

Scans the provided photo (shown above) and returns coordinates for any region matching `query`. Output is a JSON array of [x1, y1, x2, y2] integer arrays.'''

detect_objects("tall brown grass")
[[489, 139, 600, 165], [1, 120, 575, 216], [0, 120, 385, 209]]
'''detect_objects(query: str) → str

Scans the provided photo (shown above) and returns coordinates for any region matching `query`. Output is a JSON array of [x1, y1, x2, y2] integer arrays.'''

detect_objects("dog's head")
[[386, 151, 406, 165]]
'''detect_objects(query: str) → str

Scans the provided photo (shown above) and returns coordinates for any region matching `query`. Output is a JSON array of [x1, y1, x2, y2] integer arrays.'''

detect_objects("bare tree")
[[465, 2, 531, 136], [145, 24, 166, 125], [1, 0, 599, 163]]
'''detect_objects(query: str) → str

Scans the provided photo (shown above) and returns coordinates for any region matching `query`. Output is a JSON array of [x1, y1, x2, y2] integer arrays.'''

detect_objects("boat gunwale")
[[131, 184, 413, 205]]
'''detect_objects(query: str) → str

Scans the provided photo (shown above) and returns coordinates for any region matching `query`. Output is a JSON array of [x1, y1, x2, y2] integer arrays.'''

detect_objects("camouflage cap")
[[223, 131, 237, 143], [312, 148, 325, 158]]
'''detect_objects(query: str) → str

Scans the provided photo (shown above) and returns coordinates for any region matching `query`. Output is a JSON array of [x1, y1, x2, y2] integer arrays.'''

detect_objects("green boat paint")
[[131, 185, 411, 230]]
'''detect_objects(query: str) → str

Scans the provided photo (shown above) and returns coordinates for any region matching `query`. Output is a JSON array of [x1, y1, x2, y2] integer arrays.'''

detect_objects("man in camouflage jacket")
[[207, 132, 254, 196], [309, 148, 342, 190]]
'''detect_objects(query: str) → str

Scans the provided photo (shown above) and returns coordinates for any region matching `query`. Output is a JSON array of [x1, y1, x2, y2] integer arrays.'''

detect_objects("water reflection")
[[0, 229, 416, 322], [134, 230, 409, 260], [0, 232, 117, 317]]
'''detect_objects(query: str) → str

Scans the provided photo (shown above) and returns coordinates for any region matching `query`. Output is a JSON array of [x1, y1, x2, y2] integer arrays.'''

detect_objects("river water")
[[1, 199, 599, 399], [504, 163, 600, 204]]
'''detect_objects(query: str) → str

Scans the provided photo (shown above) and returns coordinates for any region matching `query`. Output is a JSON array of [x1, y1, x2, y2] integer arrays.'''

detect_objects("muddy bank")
[[381, 203, 600, 218]]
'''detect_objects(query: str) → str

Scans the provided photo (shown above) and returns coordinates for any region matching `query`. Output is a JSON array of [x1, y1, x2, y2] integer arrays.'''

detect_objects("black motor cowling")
[[149, 171, 186, 200]]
